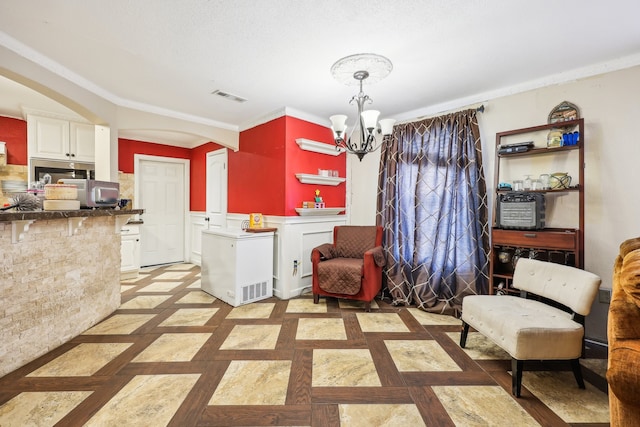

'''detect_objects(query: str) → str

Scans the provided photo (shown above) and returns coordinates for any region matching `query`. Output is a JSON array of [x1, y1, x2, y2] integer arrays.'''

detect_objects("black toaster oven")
[[496, 192, 545, 230]]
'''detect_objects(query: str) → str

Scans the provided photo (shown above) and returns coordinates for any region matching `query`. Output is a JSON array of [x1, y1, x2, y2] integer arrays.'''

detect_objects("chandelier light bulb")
[[378, 118, 396, 136], [329, 115, 348, 137], [360, 110, 380, 132]]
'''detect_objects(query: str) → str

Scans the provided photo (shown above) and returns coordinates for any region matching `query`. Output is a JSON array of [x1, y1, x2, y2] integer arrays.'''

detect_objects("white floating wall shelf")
[[295, 138, 345, 156], [295, 173, 345, 186]]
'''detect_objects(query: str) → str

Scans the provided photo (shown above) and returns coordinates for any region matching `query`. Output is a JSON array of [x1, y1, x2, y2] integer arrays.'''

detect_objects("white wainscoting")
[[189, 212, 208, 266], [190, 212, 347, 299]]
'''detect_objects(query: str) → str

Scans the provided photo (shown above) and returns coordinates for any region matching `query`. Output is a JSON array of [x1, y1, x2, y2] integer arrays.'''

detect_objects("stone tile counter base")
[[0, 211, 141, 377]]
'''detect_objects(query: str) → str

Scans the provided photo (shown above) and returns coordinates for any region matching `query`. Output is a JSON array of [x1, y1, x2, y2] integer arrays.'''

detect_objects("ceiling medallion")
[[330, 53, 393, 86]]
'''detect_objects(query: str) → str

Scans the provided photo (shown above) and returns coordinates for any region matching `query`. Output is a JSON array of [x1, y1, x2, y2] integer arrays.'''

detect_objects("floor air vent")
[[241, 281, 269, 304]]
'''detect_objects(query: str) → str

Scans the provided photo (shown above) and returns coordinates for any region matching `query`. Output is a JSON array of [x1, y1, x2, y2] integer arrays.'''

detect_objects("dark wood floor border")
[[210, 349, 295, 361], [402, 370, 496, 387], [275, 317, 298, 349], [169, 364, 230, 427], [1, 376, 111, 393], [364, 331, 435, 341], [269, 299, 290, 320], [193, 322, 235, 359], [294, 340, 369, 350], [490, 369, 568, 427], [93, 333, 162, 376], [397, 307, 437, 333], [430, 330, 488, 372], [409, 386, 455, 426], [197, 405, 311, 427], [311, 386, 413, 404], [286, 349, 312, 405], [117, 360, 213, 376], [342, 312, 365, 341], [311, 403, 340, 427], [0, 342, 78, 386], [367, 339, 405, 387], [53, 374, 133, 427]]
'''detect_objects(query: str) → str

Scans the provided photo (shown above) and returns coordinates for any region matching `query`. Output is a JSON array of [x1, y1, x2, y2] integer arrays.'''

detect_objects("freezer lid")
[[202, 228, 274, 239]]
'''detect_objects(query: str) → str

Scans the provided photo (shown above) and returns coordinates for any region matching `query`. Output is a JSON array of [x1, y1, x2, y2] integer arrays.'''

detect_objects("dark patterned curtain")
[[376, 109, 489, 315]]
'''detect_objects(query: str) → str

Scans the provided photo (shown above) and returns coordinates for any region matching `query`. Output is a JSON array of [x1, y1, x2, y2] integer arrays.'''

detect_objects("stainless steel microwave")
[[30, 159, 95, 184]]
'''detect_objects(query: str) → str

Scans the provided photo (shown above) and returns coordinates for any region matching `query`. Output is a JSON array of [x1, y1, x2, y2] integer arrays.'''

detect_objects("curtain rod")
[[399, 103, 487, 125]]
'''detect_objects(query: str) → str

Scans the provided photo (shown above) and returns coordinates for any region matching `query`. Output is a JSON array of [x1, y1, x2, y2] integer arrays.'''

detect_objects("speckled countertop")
[[0, 208, 144, 222]]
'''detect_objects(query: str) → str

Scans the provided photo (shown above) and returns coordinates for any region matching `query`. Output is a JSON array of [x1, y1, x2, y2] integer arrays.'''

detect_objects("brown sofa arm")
[[364, 246, 386, 267], [608, 343, 640, 406], [607, 240, 640, 409]]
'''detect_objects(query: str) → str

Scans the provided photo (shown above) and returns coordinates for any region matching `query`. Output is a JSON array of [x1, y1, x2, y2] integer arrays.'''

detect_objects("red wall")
[[284, 116, 345, 216], [190, 142, 224, 211], [225, 116, 344, 216], [118, 138, 223, 211], [228, 117, 287, 215], [118, 138, 191, 173], [0, 117, 28, 165]]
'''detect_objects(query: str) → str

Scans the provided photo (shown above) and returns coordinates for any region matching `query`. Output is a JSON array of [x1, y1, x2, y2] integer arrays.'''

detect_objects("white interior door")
[[137, 156, 187, 266], [206, 149, 227, 229]]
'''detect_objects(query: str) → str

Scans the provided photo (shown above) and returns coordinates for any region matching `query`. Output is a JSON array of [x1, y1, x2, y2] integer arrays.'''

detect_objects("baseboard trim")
[[585, 338, 608, 349]]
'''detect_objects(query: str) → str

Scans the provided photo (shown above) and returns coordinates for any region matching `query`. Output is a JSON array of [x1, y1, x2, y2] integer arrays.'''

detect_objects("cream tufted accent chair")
[[460, 258, 601, 397]]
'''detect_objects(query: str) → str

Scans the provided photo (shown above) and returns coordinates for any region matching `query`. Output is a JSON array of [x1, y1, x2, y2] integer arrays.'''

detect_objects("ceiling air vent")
[[211, 89, 247, 103]]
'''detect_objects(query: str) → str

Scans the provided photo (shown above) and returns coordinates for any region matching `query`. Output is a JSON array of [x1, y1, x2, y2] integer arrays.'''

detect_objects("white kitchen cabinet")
[[120, 224, 141, 279], [69, 122, 96, 162], [27, 114, 95, 162]]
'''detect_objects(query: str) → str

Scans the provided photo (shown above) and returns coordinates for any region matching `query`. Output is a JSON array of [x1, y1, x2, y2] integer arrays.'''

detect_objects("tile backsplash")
[[0, 164, 28, 206]]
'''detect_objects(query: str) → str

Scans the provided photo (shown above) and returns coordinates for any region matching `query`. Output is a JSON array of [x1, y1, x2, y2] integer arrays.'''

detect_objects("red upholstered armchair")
[[311, 225, 385, 311]]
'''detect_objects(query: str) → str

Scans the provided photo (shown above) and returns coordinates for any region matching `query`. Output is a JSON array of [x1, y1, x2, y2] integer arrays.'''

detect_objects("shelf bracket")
[[11, 220, 35, 244], [115, 215, 134, 233], [68, 217, 87, 236]]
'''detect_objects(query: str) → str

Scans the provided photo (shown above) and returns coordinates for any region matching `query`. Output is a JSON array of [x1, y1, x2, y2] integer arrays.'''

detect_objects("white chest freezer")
[[201, 228, 274, 306]]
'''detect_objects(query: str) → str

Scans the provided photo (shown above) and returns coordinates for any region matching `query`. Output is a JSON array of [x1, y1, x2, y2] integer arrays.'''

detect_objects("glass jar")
[[539, 174, 550, 189], [523, 175, 532, 190], [531, 179, 543, 190], [513, 180, 524, 191]]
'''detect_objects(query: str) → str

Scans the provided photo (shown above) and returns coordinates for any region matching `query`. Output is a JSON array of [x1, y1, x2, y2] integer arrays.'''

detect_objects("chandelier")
[[329, 53, 396, 161]]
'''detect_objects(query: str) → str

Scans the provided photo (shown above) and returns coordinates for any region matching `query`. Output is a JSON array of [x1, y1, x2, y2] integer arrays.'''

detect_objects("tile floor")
[[0, 263, 610, 426]]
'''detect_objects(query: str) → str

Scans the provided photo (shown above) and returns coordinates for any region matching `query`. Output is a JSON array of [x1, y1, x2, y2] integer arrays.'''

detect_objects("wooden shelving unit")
[[489, 118, 585, 294]]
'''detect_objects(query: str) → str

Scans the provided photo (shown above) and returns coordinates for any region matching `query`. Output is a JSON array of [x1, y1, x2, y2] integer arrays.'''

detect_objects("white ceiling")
[[1, 1, 640, 147]]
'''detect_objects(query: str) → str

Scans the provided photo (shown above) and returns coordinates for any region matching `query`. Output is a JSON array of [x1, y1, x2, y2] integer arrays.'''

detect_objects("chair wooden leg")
[[460, 322, 470, 348], [512, 359, 523, 397], [571, 358, 586, 389], [313, 294, 319, 304], [364, 301, 371, 312]]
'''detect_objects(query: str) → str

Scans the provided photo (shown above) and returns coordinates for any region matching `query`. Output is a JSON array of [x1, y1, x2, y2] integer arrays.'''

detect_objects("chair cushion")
[[512, 258, 601, 316], [461, 295, 584, 360], [335, 226, 378, 259], [317, 258, 363, 295]]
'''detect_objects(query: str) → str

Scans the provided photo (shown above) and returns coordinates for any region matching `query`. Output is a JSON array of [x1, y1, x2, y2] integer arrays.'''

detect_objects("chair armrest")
[[312, 243, 336, 262], [364, 246, 386, 267]]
